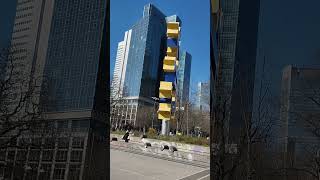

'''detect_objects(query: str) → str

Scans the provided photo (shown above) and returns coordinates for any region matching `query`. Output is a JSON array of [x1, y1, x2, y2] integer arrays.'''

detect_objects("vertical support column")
[[158, 20, 181, 135]]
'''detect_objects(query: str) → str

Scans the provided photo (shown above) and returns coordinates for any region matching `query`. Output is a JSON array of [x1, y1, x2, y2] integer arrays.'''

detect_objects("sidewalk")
[[110, 134, 210, 167]]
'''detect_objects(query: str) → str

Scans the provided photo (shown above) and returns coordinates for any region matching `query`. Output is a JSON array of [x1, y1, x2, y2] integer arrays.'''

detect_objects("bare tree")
[[110, 84, 127, 130], [294, 80, 320, 180], [0, 46, 42, 147], [135, 104, 153, 131], [273, 66, 320, 180], [0, 46, 61, 180], [211, 57, 277, 180]]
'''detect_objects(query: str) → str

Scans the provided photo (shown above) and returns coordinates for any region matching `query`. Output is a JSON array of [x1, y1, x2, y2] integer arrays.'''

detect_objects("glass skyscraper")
[[280, 65, 320, 165], [177, 50, 191, 104], [210, 0, 261, 143], [111, 30, 132, 98], [41, 0, 108, 179], [123, 4, 167, 98], [113, 4, 167, 129], [197, 82, 210, 112], [0, 0, 108, 179], [44, 0, 106, 112]]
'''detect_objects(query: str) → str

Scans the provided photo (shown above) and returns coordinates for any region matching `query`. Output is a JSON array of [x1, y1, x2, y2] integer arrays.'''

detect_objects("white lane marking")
[[111, 168, 159, 180], [114, 168, 147, 177], [197, 174, 210, 180], [176, 168, 209, 180]]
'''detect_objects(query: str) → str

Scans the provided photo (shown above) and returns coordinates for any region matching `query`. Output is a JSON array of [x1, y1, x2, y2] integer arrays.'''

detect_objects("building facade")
[[0, 0, 108, 179], [280, 65, 320, 165], [5, 0, 56, 111], [210, 0, 261, 144], [197, 82, 210, 112], [177, 50, 191, 104], [111, 30, 132, 98], [123, 4, 167, 98], [111, 4, 167, 130]]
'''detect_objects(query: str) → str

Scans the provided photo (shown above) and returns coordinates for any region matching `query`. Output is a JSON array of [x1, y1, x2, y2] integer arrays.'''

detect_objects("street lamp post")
[[186, 103, 189, 136], [151, 97, 159, 129], [117, 113, 120, 130]]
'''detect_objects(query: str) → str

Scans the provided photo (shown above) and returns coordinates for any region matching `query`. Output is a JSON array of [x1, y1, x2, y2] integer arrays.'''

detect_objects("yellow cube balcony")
[[163, 64, 175, 72], [159, 103, 171, 112], [167, 29, 180, 38], [159, 90, 172, 99], [159, 81, 172, 91], [159, 81, 172, 98], [167, 47, 178, 57], [164, 56, 176, 63], [158, 111, 171, 120], [167, 22, 180, 30], [163, 56, 176, 72]]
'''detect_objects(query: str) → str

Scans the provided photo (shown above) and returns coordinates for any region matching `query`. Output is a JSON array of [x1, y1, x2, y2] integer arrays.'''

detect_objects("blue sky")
[[1, 0, 319, 99], [110, 0, 210, 93]]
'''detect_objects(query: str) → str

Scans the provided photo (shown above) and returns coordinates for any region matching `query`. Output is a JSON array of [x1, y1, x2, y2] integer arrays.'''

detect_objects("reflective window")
[[42, 0, 106, 112], [123, 5, 166, 98]]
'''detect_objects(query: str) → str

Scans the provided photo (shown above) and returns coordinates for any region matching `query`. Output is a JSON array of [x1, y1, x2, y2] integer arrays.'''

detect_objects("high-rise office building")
[[177, 50, 191, 104], [0, 0, 108, 179], [210, 0, 261, 143], [280, 65, 320, 164], [197, 82, 210, 112], [123, 4, 167, 98], [6, 0, 56, 109], [111, 30, 132, 98], [1, 0, 56, 178], [112, 4, 167, 129], [41, 0, 107, 178]]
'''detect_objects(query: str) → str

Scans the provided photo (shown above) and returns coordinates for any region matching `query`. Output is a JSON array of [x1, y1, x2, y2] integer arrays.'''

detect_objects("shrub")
[[147, 128, 157, 138]]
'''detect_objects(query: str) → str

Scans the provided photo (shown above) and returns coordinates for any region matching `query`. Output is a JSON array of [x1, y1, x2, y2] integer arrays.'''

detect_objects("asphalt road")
[[111, 149, 210, 180]]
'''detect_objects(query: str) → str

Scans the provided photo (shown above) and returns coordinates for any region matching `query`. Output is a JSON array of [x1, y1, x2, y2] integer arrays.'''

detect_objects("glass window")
[[42, 0, 105, 112], [0, 149, 6, 161], [7, 150, 15, 161], [72, 119, 89, 131], [39, 164, 52, 180], [55, 150, 68, 162], [25, 163, 38, 180], [31, 138, 42, 149], [72, 137, 84, 148], [42, 150, 54, 162], [16, 150, 27, 162], [68, 164, 81, 180], [29, 150, 40, 162], [53, 164, 66, 180], [44, 138, 55, 149], [70, 151, 82, 162], [57, 138, 69, 149]]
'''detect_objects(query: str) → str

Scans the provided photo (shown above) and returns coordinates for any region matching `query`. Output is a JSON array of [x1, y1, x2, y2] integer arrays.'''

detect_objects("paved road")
[[111, 149, 210, 180]]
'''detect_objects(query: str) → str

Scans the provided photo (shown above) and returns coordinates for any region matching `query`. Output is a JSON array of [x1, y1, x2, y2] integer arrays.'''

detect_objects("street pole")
[[186, 103, 189, 136], [151, 97, 159, 129], [152, 100, 155, 129], [176, 101, 180, 133]]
